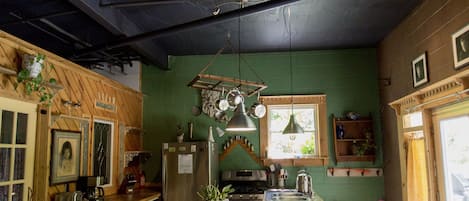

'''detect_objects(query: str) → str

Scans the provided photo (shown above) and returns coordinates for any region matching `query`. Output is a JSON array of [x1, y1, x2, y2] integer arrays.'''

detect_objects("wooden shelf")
[[124, 151, 151, 167], [0, 65, 16, 75], [333, 115, 375, 164], [335, 119, 372, 123], [336, 155, 375, 162], [336, 138, 368, 142], [219, 139, 261, 164]]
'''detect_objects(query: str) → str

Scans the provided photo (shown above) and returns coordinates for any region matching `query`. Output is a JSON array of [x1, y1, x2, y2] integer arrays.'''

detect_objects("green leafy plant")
[[301, 139, 315, 155], [14, 53, 57, 105], [197, 184, 234, 201]]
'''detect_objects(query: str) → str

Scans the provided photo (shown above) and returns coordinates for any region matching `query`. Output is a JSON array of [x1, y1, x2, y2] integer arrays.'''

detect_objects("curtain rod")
[[407, 88, 469, 112]]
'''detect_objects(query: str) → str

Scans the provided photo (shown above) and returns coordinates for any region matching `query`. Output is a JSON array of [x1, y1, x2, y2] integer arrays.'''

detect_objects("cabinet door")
[[0, 97, 37, 201]]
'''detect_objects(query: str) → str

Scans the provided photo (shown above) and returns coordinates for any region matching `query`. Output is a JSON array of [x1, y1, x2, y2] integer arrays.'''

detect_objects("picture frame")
[[452, 24, 469, 69], [412, 52, 428, 88], [50, 130, 81, 184]]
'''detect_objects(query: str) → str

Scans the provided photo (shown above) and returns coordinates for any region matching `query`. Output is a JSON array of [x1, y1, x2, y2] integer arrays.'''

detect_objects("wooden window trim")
[[259, 95, 328, 167]]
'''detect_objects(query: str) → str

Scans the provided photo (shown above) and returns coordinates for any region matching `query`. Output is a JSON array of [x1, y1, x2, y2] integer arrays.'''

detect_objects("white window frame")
[[92, 119, 114, 187]]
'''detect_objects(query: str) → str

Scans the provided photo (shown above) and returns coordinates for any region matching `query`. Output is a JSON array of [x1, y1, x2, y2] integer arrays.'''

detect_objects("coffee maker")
[[77, 176, 105, 201]]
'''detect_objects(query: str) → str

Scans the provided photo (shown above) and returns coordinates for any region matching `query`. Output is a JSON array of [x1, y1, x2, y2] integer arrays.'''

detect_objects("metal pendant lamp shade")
[[226, 102, 257, 132], [282, 114, 304, 134]]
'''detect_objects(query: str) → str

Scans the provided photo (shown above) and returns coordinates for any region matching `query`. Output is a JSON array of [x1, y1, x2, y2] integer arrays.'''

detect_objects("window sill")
[[261, 157, 329, 167]]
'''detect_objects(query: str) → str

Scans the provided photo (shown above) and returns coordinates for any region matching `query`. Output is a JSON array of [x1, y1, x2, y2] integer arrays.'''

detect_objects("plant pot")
[[22, 54, 44, 78]]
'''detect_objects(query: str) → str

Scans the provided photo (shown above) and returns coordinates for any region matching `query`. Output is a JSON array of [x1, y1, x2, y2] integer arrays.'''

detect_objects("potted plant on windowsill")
[[197, 184, 234, 201], [14, 53, 58, 105]]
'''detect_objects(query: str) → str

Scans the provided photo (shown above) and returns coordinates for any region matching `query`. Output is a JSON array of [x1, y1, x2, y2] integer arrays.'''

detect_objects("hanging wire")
[[288, 7, 294, 112], [238, 13, 241, 84]]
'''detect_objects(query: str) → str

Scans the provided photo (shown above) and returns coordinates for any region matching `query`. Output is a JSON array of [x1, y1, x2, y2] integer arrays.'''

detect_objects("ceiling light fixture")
[[226, 2, 257, 132], [282, 7, 304, 135]]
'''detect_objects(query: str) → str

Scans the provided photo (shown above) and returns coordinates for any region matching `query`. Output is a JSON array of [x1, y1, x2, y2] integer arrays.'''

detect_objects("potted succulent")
[[197, 184, 234, 201], [14, 53, 57, 105]]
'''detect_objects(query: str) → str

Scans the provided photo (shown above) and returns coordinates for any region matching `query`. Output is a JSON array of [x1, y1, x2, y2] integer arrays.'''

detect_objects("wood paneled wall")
[[0, 30, 143, 200], [378, 0, 469, 200]]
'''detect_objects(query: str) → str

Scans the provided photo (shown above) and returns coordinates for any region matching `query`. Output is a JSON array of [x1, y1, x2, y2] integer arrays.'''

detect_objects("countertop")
[[103, 189, 160, 201]]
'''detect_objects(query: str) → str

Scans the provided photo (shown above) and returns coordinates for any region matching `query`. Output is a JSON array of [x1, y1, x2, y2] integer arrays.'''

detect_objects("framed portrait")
[[452, 24, 469, 69], [50, 130, 81, 184], [412, 52, 428, 88]]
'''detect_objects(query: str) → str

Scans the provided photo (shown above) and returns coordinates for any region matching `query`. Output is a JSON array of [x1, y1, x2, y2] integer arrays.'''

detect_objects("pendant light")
[[226, 5, 256, 132], [282, 7, 304, 135]]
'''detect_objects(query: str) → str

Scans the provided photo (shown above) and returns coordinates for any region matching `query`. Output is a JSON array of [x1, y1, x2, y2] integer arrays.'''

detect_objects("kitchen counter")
[[103, 189, 160, 201]]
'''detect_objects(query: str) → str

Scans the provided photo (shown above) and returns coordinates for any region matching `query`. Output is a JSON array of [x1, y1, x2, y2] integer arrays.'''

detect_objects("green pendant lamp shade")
[[282, 113, 304, 134], [226, 102, 256, 132]]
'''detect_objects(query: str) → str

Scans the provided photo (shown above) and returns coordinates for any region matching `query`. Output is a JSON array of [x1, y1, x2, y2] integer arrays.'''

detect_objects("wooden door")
[[0, 97, 37, 201]]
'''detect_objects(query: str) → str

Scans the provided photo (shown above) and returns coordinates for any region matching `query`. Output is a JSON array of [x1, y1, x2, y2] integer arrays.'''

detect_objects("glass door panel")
[[0, 186, 9, 201], [0, 148, 11, 182], [13, 149, 25, 180], [12, 184, 23, 201], [1, 110, 14, 144], [15, 113, 28, 145], [438, 115, 469, 201]]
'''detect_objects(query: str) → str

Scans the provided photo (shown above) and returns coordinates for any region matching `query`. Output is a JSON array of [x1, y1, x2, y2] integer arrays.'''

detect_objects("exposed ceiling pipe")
[[99, 0, 186, 8], [73, 0, 299, 58], [39, 18, 132, 67], [0, 10, 78, 27]]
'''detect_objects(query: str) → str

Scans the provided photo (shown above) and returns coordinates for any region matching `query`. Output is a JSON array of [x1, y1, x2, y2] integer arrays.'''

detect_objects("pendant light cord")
[[288, 7, 293, 111], [238, 2, 242, 86]]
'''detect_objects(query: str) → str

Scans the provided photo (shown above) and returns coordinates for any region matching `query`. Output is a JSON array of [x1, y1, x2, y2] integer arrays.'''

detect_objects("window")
[[92, 119, 114, 186], [259, 95, 328, 166], [267, 104, 317, 158], [402, 112, 429, 201]]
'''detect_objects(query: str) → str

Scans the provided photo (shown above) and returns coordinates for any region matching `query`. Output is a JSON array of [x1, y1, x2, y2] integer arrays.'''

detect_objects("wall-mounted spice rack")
[[219, 136, 261, 164]]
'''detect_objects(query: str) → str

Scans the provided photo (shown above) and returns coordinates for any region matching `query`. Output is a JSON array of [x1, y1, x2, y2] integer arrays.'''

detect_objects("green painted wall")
[[142, 48, 384, 201]]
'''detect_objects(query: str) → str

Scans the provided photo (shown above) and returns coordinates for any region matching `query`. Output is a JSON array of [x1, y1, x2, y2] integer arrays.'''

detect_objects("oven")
[[221, 170, 268, 201]]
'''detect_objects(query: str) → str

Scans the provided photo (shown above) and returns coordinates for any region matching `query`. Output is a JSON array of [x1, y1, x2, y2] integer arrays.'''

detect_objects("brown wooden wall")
[[377, 0, 469, 200], [0, 30, 143, 200]]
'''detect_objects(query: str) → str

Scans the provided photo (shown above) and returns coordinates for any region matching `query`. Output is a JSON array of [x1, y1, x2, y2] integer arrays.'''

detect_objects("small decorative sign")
[[95, 92, 117, 112]]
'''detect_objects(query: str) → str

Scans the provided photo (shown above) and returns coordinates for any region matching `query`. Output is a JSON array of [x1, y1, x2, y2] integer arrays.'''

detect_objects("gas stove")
[[221, 170, 268, 201]]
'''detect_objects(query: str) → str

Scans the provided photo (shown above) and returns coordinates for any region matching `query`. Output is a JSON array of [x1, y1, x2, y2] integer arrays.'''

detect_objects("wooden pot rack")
[[187, 73, 267, 97]]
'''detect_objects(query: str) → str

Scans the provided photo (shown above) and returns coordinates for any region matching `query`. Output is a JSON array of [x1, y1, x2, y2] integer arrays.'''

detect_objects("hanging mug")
[[249, 92, 266, 118]]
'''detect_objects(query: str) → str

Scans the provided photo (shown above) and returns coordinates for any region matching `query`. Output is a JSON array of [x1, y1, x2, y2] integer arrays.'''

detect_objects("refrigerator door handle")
[[162, 152, 167, 201]]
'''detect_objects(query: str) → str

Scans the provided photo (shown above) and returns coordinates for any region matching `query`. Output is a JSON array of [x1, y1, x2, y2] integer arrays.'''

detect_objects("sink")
[[264, 189, 323, 201]]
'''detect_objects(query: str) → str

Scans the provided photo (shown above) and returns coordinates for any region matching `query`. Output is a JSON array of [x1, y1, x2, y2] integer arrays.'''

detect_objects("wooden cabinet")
[[332, 115, 375, 163]]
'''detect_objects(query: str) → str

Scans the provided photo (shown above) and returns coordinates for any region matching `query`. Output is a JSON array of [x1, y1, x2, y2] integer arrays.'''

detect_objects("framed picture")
[[412, 52, 428, 88], [452, 24, 469, 69], [50, 130, 81, 184]]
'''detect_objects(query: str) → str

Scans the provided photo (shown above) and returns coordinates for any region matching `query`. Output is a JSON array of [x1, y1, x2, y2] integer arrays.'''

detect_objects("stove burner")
[[221, 170, 268, 201]]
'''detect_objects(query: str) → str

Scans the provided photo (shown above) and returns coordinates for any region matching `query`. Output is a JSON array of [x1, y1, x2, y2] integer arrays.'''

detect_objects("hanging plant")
[[14, 53, 57, 105]]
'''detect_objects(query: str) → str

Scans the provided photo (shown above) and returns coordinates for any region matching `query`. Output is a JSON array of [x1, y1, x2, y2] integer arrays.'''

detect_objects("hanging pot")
[[214, 110, 228, 123], [249, 102, 266, 118], [215, 88, 230, 111], [226, 88, 243, 107], [249, 92, 266, 118], [22, 54, 44, 78]]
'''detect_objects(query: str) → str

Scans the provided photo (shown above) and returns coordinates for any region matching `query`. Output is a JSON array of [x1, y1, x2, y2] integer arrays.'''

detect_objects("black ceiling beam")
[[0, 10, 78, 27], [99, 0, 186, 8], [69, 0, 169, 69], [73, 0, 299, 69]]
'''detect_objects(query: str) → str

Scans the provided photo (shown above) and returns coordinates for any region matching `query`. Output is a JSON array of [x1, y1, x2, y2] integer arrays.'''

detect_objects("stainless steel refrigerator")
[[162, 141, 218, 201]]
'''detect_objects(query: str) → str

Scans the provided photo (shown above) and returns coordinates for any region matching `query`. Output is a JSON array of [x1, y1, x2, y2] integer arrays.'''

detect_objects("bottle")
[[139, 171, 146, 187], [208, 126, 215, 142], [336, 125, 345, 139]]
